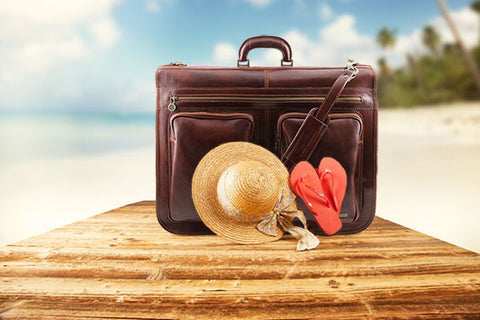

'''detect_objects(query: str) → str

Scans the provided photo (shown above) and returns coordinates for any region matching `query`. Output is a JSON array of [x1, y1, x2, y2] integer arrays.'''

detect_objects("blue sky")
[[0, 0, 477, 113], [143, 0, 473, 62]]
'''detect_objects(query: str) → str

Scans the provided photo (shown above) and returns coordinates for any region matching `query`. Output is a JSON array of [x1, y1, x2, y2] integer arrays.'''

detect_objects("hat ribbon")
[[256, 188, 320, 251]]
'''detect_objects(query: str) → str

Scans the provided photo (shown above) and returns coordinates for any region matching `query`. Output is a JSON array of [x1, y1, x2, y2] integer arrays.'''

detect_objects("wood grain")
[[0, 201, 478, 319]]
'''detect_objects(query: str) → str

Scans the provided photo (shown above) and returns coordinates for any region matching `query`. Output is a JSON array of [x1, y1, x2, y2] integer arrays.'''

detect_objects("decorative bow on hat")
[[256, 187, 320, 251]]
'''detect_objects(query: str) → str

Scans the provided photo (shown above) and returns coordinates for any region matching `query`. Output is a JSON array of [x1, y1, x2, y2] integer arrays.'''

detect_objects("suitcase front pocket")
[[169, 112, 254, 222], [277, 112, 363, 225]]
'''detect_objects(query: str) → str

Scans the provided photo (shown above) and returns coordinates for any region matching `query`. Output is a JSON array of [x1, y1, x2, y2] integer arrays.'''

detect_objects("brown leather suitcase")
[[156, 36, 377, 235]]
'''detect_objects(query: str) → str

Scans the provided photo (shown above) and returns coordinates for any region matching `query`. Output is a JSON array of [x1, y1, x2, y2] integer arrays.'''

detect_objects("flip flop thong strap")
[[294, 175, 329, 209]]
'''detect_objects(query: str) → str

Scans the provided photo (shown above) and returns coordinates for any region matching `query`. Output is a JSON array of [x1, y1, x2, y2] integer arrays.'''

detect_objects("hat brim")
[[192, 142, 291, 244]]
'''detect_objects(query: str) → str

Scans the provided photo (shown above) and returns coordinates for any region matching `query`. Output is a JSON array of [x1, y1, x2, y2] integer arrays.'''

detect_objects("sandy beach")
[[0, 147, 155, 246], [1, 104, 479, 252], [377, 103, 480, 253]]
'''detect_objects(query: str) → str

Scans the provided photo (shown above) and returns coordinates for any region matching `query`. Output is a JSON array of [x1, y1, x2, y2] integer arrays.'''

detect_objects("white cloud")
[[389, 7, 480, 66], [145, 0, 172, 12], [90, 17, 120, 50], [0, 0, 121, 109], [249, 14, 379, 67], [119, 82, 156, 112], [246, 0, 273, 8], [432, 7, 479, 48], [292, 15, 377, 66], [319, 3, 332, 21], [211, 6, 479, 71], [213, 42, 238, 65]]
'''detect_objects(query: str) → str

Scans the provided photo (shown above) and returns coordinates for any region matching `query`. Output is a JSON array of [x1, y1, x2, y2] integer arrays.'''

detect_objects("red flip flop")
[[317, 157, 347, 213], [290, 161, 342, 235]]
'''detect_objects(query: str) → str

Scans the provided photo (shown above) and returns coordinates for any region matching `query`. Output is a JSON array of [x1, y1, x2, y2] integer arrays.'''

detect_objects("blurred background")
[[0, 0, 478, 252]]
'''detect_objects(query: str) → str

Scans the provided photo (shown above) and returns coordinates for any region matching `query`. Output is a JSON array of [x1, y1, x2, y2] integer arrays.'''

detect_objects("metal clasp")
[[345, 58, 359, 81], [170, 61, 187, 66], [237, 59, 250, 67]]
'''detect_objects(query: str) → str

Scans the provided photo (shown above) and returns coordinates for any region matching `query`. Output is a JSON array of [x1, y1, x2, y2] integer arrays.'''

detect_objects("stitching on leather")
[[167, 112, 255, 222], [169, 99, 362, 104], [331, 111, 365, 137], [157, 92, 365, 104], [157, 107, 374, 111], [158, 92, 364, 98], [158, 86, 374, 91], [329, 107, 374, 111], [303, 122, 327, 160], [357, 140, 364, 211], [319, 70, 351, 120], [302, 123, 326, 159], [332, 72, 351, 104], [280, 111, 365, 139], [157, 78, 376, 231], [278, 112, 366, 201], [158, 66, 373, 71], [157, 73, 377, 233], [284, 114, 324, 161]]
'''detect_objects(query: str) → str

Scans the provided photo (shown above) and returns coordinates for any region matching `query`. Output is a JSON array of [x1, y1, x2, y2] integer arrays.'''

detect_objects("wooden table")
[[0, 201, 479, 319]]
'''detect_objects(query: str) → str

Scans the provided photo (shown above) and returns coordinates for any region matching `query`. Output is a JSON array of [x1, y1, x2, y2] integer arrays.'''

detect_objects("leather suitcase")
[[155, 36, 377, 235]]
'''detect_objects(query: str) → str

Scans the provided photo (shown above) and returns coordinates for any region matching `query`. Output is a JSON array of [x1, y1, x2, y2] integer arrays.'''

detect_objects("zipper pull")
[[168, 96, 178, 112], [169, 61, 187, 66]]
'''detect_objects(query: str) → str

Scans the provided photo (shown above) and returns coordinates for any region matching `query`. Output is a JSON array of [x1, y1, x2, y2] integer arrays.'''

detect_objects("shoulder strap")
[[281, 66, 358, 171]]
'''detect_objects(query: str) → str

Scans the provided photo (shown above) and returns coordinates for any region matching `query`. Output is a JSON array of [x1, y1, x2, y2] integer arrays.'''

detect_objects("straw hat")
[[191, 142, 295, 244]]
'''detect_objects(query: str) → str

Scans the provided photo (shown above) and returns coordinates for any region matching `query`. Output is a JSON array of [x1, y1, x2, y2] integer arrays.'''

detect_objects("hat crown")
[[223, 161, 279, 216]]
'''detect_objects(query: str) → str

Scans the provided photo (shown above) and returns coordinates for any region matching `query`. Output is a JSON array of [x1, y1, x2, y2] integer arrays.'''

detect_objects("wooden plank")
[[0, 201, 479, 319], [0, 277, 479, 319]]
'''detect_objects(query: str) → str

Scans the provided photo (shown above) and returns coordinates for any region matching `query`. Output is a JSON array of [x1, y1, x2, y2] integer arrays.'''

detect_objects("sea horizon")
[[0, 110, 155, 167]]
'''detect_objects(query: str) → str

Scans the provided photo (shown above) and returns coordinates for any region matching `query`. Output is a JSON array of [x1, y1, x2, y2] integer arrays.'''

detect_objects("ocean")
[[0, 112, 155, 167]]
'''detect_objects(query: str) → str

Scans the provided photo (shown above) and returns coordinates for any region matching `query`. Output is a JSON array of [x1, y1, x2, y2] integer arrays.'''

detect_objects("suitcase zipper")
[[167, 95, 362, 111]]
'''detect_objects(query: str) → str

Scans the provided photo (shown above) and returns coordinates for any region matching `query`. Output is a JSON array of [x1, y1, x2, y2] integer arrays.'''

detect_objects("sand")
[[1, 103, 479, 252], [377, 103, 480, 253], [0, 147, 155, 246]]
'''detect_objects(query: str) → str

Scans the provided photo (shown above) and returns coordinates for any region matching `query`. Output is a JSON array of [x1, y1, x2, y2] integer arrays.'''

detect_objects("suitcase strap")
[[281, 66, 358, 171]]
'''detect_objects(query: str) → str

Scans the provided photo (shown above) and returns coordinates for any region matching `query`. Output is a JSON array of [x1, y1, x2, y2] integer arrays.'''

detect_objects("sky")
[[0, 0, 478, 113]]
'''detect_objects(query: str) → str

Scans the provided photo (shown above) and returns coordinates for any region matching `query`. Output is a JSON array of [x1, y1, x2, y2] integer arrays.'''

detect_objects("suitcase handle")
[[238, 35, 293, 67]]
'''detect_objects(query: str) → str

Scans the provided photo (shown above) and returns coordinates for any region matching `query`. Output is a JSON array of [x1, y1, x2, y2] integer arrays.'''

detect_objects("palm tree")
[[437, 0, 480, 94], [407, 54, 425, 98], [377, 27, 396, 49], [471, 0, 480, 44], [442, 43, 459, 55], [377, 57, 389, 76], [376, 27, 396, 77], [422, 25, 441, 56], [471, 1, 480, 15]]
